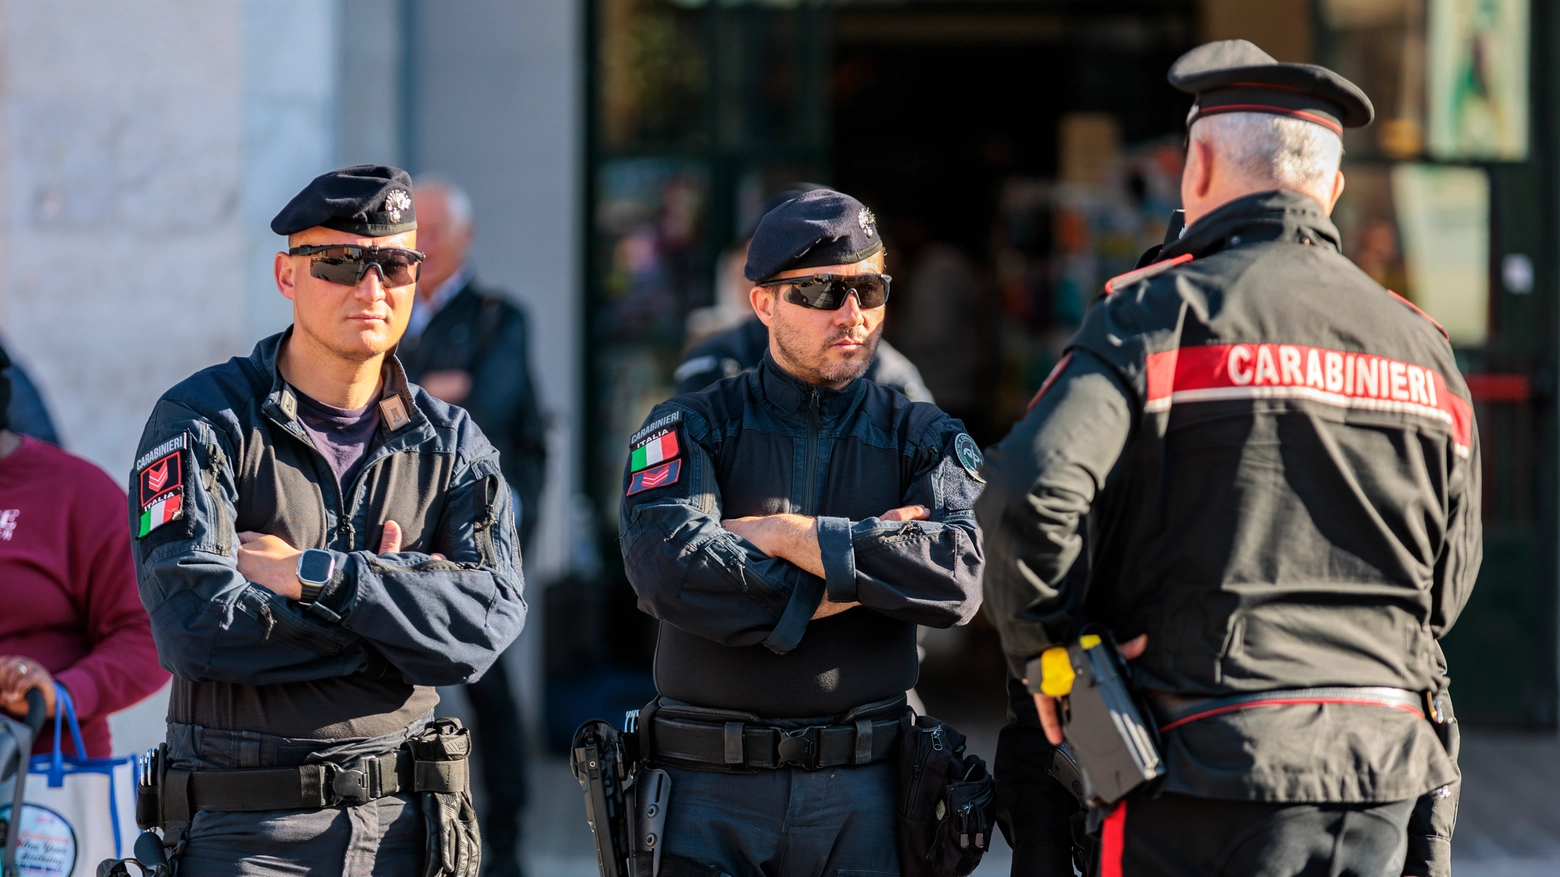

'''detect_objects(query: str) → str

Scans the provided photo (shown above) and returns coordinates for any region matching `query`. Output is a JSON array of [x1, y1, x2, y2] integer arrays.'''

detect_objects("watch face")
[[298, 549, 334, 584]]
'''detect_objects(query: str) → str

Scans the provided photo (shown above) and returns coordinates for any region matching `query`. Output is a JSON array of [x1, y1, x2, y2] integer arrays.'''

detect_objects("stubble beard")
[[771, 318, 881, 387]]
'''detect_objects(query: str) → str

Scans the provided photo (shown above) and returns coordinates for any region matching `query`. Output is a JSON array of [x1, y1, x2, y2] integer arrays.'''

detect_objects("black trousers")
[[1105, 794, 1415, 877], [466, 653, 528, 873], [993, 675, 1084, 876]]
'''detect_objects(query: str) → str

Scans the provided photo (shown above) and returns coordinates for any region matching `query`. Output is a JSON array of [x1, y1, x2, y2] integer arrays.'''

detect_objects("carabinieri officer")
[[619, 189, 984, 876], [128, 165, 526, 876], [978, 41, 1478, 876]]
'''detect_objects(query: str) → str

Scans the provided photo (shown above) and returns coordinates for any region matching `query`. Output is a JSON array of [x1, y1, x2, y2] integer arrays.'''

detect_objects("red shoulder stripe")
[[1103, 253, 1194, 296], [1387, 290, 1449, 341]]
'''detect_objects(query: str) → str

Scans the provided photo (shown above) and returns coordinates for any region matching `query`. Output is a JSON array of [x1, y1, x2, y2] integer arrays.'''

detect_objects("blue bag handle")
[[47, 685, 87, 788]]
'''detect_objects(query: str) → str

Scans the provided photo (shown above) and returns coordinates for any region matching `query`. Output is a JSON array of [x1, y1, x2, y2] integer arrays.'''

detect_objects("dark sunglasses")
[[289, 245, 425, 287], [756, 273, 892, 310]]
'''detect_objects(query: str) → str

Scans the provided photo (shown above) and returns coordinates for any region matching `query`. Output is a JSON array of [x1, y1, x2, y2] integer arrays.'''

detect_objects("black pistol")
[[1026, 631, 1162, 806]]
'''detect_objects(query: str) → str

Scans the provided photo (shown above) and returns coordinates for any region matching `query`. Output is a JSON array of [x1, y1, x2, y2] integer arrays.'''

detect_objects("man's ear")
[[1325, 168, 1347, 215], [750, 285, 777, 327], [275, 252, 298, 302], [1188, 138, 1215, 200]]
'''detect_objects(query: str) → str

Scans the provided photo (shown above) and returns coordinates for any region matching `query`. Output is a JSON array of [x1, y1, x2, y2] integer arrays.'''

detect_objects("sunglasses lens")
[[377, 254, 420, 286], [310, 258, 363, 286]]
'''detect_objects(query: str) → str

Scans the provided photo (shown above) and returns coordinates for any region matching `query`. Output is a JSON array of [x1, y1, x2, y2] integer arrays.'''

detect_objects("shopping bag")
[[0, 688, 140, 877]]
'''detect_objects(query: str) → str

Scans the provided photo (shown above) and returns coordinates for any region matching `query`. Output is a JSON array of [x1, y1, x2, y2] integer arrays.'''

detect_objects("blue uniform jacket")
[[129, 331, 527, 721], [618, 352, 983, 716]]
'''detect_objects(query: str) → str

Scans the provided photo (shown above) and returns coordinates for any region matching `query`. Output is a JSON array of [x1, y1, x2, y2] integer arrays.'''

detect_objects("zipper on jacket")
[[803, 389, 821, 515]]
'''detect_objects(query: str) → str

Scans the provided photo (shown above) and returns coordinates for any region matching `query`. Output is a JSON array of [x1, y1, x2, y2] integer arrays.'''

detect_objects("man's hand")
[[880, 504, 931, 523], [1030, 634, 1148, 745], [419, 369, 473, 405], [238, 521, 433, 601], [237, 532, 305, 599], [0, 656, 56, 719]]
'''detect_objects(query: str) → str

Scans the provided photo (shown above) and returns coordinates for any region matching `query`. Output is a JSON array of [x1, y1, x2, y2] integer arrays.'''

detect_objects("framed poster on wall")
[[1427, 0, 1530, 160]]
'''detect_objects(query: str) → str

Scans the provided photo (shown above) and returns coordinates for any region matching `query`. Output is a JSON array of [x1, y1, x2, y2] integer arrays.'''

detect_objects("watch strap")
[[297, 579, 325, 605]]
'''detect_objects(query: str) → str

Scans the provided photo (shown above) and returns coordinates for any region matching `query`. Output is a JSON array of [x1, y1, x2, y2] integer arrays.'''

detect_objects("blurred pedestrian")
[[128, 165, 526, 876], [0, 342, 168, 753], [4, 359, 60, 446], [674, 185, 933, 402], [399, 175, 543, 877], [619, 189, 984, 876], [978, 41, 1477, 877]]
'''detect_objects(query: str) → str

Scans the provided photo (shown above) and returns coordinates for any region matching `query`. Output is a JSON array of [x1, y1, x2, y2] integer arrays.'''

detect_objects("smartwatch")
[[295, 548, 336, 605]]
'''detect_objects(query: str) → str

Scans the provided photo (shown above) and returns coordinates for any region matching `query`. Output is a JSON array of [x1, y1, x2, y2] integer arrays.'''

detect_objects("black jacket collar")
[[1164, 190, 1342, 261], [754, 351, 865, 419]]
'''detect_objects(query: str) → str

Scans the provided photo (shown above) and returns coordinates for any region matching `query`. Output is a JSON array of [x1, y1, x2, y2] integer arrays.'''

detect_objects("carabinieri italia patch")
[[629, 410, 683, 472], [135, 433, 188, 537]]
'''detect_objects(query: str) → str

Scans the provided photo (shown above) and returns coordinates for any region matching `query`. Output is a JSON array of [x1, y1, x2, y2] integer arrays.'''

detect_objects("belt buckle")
[[328, 756, 374, 806], [777, 728, 820, 770]]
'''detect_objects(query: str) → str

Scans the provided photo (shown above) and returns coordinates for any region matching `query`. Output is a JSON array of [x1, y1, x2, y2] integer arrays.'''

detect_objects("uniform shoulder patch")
[[953, 433, 986, 483], [627, 459, 681, 496], [1103, 253, 1195, 296], [1387, 290, 1450, 341], [629, 410, 684, 473], [135, 433, 189, 538]]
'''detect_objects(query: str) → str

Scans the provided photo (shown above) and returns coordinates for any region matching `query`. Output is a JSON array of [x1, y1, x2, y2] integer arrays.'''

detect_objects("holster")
[[571, 713, 671, 877]]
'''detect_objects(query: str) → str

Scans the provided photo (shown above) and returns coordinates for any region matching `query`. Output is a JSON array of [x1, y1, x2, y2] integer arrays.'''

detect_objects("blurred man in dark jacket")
[[398, 176, 545, 877]]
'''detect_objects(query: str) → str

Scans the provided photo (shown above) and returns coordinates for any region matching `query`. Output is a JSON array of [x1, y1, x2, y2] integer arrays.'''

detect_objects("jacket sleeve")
[[131, 402, 377, 685], [469, 303, 547, 552], [618, 404, 825, 655], [973, 350, 1135, 676], [814, 416, 982, 628], [307, 446, 528, 686], [1430, 414, 1482, 638]]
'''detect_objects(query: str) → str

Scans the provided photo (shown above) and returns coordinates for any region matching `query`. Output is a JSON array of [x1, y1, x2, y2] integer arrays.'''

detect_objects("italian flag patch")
[[630, 428, 680, 472], [137, 488, 183, 537]]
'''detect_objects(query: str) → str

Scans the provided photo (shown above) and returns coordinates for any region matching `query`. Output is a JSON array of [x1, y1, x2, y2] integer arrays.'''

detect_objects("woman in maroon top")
[[0, 354, 168, 756]]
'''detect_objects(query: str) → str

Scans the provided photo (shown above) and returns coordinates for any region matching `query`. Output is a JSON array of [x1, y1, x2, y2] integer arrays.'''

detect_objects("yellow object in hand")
[[1039, 646, 1076, 697]]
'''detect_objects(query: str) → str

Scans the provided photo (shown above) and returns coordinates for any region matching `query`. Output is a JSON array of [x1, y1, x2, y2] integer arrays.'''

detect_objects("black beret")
[[744, 189, 884, 282], [740, 182, 827, 241], [1169, 40, 1373, 135], [271, 165, 417, 237]]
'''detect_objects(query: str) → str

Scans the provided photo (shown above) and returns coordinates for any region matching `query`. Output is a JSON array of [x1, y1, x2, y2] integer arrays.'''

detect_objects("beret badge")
[[384, 189, 412, 224], [858, 207, 876, 238]]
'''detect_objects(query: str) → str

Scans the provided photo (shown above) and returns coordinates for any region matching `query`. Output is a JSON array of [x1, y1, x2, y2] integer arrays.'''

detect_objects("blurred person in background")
[[0, 341, 168, 754], [979, 41, 1475, 877], [399, 175, 544, 877], [3, 354, 60, 445], [674, 185, 934, 403]]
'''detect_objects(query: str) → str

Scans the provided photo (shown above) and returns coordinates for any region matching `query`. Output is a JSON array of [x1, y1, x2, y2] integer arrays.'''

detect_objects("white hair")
[[1190, 112, 1343, 193], [412, 174, 474, 234]]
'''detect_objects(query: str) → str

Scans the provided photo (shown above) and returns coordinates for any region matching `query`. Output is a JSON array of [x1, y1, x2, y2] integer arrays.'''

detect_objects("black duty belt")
[[1151, 686, 1425, 733], [168, 749, 467, 813], [649, 712, 908, 771]]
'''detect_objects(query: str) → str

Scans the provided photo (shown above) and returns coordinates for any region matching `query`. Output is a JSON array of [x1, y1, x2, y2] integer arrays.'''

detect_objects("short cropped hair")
[[1190, 112, 1343, 193]]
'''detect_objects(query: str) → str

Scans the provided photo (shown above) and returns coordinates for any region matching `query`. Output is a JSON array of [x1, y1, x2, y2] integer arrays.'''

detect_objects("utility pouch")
[[135, 744, 165, 831], [410, 717, 480, 877], [896, 716, 995, 877], [1026, 630, 1162, 807]]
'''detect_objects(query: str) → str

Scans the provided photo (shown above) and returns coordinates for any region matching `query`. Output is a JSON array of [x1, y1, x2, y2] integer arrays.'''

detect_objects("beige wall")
[[1201, 0, 1313, 62]]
